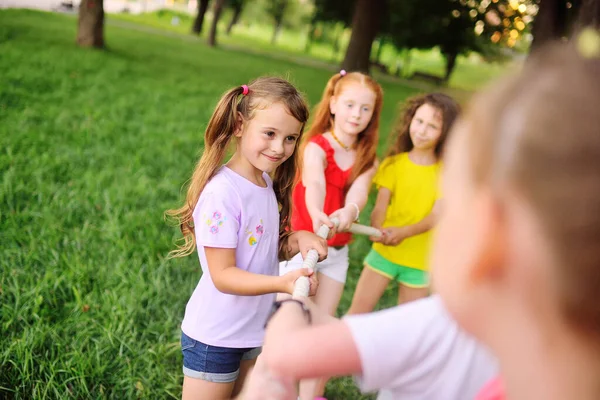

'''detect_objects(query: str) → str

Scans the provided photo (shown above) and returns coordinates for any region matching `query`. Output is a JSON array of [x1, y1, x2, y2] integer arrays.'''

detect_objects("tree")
[[530, 0, 599, 53], [530, 1, 574, 51], [267, 0, 289, 44], [311, 0, 353, 26], [208, 0, 227, 46], [304, 0, 353, 53], [226, 0, 246, 35], [381, 0, 534, 82], [439, 8, 479, 81], [575, 0, 600, 28], [192, 0, 211, 35], [341, 0, 384, 73], [77, 0, 105, 48]]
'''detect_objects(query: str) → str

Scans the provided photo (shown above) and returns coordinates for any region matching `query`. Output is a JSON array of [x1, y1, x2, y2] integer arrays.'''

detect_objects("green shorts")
[[364, 249, 429, 288]]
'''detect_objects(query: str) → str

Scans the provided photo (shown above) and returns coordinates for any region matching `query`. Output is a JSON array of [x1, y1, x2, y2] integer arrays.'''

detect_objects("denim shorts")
[[181, 331, 262, 383]]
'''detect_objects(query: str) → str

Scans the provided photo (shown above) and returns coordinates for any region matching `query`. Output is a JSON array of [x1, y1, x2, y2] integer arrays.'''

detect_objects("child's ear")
[[234, 112, 244, 138], [329, 96, 337, 115]]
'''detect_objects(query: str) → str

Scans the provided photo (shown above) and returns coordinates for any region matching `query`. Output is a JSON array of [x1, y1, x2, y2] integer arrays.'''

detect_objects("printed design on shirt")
[[246, 219, 264, 246], [204, 210, 226, 234], [255, 221, 264, 236]]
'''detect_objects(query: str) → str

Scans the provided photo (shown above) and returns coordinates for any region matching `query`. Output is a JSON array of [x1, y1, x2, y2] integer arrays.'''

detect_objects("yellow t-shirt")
[[372, 153, 441, 271]]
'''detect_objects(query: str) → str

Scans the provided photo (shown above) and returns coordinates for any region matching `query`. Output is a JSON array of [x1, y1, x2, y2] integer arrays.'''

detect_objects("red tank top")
[[291, 135, 353, 247]]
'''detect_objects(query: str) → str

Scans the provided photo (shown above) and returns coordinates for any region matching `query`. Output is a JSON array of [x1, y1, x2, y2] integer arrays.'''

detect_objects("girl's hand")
[[309, 210, 336, 239], [381, 226, 410, 246], [236, 357, 296, 400], [369, 230, 386, 243], [293, 231, 328, 262], [329, 204, 358, 232], [281, 268, 319, 296]]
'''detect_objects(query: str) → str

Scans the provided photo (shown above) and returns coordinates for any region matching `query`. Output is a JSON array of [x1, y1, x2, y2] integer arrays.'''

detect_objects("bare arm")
[[396, 199, 441, 236], [302, 143, 334, 231], [263, 300, 362, 380], [329, 163, 378, 232], [370, 186, 392, 230], [345, 163, 378, 212], [205, 247, 286, 295], [302, 143, 328, 221], [380, 200, 442, 246], [278, 231, 328, 262]]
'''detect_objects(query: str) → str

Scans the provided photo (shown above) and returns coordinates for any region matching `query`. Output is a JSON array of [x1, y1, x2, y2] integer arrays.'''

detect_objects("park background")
[[1, 0, 598, 398]]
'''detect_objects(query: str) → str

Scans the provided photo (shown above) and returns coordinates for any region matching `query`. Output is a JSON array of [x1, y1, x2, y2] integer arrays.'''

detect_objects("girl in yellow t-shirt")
[[348, 93, 460, 314]]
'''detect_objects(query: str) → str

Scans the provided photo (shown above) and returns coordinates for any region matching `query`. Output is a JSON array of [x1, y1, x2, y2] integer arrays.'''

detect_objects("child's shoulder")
[[202, 167, 243, 197], [379, 153, 408, 170], [307, 133, 329, 148], [205, 167, 272, 194]]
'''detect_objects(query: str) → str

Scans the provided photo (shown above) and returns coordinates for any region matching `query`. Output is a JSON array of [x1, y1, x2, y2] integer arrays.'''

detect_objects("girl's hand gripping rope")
[[292, 218, 383, 298], [293, 221, 337, 298]]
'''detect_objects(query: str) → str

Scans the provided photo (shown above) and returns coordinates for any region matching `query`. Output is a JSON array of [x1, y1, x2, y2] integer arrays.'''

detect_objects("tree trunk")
[[341, 0, 384, 73], [305, 21, 316, 53], [574, 0, 600, 30], [77, 0, 104, 48], [374, 36, 385, 63], [443, 51, 457, 82], [271, 19, 282, 44], [331, 23, 342, 61], [208, 0, 227, 47], [530, 0, 569, 53], [226, 1, 243, 35], [402, 48, 412, 78], [192, 0, 210, 35]]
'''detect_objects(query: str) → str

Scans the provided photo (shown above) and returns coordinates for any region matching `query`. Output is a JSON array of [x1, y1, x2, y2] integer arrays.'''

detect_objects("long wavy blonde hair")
[[166, 77, 309, 258]]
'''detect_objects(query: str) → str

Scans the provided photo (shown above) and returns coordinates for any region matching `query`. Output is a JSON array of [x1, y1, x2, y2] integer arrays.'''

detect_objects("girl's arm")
[[302, 143, 334, 233], [370, 187, 392, 230], [331, 164, 378, 231], [279, 230, 328, 262], [380, 200, 441, 246], [205, 248, 316, 296], [262, 300, 362, 380]]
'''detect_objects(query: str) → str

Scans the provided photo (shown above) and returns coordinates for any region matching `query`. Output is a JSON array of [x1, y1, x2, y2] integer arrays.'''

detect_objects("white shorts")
[[279, 245, 349, 284]]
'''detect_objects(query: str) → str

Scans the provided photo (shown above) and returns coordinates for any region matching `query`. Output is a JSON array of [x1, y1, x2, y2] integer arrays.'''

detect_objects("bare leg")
[[299, 273, 345, 400], [182, 376, 234, 400], [312, 272, 345, 316], [397, 284, 429, 305], [347, 266, 391, 315], [231, 358, 257, 397]]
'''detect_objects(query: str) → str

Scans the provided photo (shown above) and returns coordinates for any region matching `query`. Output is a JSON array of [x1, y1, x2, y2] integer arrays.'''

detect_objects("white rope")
[[292, 219, 382, 298]]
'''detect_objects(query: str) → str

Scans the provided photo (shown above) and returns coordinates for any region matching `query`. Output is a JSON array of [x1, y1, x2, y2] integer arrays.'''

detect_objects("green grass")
[[0, 8, 423, 399], [107, 8, 514, 91]]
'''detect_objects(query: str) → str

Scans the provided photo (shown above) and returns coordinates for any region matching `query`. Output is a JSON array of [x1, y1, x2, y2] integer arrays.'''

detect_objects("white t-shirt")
[[344, 296, 498, 400], [181, 167, 280, 348]]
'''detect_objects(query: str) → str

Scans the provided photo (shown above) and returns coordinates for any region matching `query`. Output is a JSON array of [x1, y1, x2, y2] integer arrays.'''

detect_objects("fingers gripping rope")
[[292, 219, 382, 298]]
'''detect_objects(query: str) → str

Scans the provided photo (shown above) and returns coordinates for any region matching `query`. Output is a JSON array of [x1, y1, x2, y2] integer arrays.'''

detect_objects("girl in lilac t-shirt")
[[167, 77, 327, 400]]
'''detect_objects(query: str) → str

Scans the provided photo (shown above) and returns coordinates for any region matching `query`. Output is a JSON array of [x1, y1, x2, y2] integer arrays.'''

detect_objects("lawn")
[[0, 8, 431, 399]]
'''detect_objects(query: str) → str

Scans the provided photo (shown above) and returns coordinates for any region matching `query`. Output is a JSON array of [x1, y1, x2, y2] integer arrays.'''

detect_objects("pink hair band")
[[340, 69, 347, 76], [241, 85, 249, 95]]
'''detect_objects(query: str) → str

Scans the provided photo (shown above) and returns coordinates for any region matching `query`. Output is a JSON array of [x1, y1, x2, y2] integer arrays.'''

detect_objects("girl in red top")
[[279, 70, 383, 399]]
